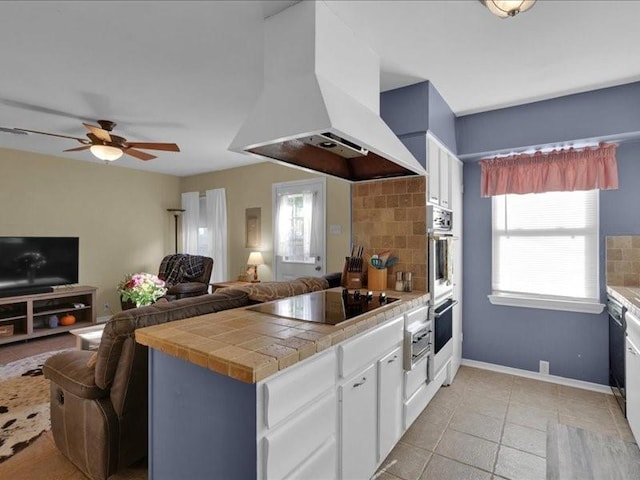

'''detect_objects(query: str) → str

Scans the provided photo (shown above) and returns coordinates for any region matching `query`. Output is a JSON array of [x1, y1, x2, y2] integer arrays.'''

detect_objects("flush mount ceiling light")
[[90, 144, 123, 161], [481, 0, 536, 18]]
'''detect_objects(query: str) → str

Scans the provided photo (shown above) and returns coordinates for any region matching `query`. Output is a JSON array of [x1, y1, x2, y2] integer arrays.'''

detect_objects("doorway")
[[273, 178, 326, 281]]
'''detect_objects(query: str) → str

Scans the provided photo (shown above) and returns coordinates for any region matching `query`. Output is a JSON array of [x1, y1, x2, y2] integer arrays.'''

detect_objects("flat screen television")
[[0, 237, 79, 296]]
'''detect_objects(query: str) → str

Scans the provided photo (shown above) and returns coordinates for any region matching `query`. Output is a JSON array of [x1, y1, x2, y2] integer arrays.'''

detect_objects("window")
[[489, 189, 602, 313], [275, 191, 317, 264]]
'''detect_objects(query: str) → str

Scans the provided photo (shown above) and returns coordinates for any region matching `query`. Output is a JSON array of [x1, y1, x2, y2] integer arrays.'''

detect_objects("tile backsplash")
[[606, 236, 640, 286], [351, 177, 427, 292]]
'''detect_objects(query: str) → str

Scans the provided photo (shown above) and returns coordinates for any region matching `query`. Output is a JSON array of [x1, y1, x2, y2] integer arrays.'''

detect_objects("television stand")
[[0, 285, 97, 345], [0, 285, 54, 299]]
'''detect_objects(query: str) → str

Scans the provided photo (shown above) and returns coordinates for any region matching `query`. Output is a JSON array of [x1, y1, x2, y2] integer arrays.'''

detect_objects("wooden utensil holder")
[[367, 266, 388, 291]]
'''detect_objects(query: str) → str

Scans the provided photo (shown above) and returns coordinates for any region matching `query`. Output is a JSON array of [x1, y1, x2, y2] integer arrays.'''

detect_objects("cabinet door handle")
[[353, 377, 367, 388], [629, 347, 637, 355], [387, 355, 398, 364]]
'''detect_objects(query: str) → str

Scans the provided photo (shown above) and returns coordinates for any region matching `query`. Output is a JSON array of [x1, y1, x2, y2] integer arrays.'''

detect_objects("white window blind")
[[491, 190, 599, 303]]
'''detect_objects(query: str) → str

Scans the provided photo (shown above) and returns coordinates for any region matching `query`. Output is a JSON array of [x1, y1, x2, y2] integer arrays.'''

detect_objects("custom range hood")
[[229, 1, 425, 182]]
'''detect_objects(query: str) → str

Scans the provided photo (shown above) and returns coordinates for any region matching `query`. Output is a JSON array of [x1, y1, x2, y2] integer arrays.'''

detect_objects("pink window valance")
[[479, 143, 619, 197]]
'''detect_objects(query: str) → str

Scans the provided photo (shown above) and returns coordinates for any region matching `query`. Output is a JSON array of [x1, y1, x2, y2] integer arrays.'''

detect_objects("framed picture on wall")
[[245, 207, 261, 249]]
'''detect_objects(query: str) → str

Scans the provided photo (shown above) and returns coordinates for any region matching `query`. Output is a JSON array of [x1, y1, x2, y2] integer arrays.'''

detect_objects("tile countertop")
[[136, 288, 429, 384], [607, 285, 640, 317]]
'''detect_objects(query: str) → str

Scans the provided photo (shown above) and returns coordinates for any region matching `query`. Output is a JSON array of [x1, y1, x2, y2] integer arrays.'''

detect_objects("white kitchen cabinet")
[[263, 391, 336, 480], [626, 310, 640, 443], [450, 156, 463, 378], [284, 436, 337, 480], [439, 149, 451, 209], [427, 137, 440, 205], [426, 133, 457, 209], [378, 346, 403, 461], [340, 363, 377, 480]]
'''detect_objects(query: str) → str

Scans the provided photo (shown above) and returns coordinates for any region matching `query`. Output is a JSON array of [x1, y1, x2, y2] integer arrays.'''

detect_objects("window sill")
[[488, 294, 605, 314]]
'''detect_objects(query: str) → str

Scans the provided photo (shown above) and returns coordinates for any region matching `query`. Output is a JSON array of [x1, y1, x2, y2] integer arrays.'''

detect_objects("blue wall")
[[381, 81, 457, 165], [457, 82, 640, 159], [459, 82, 640, 384]]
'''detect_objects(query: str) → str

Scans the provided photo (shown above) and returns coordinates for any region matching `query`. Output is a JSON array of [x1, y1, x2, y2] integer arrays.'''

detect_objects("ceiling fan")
[[14, 120, 180, 161]]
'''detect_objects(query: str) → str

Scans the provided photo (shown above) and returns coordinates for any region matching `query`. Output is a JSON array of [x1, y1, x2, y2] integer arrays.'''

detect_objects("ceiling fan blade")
[[63, 146, 91, 152], [83, 123, 112, 142], [124, 148, 156, 161], [13, 128, 89, 143], [125, 142, 180, 152]]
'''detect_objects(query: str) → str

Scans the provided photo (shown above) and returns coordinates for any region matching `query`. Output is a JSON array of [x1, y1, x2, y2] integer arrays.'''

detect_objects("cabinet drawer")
[[284, 436, 336, 480], [339, 316, 403, 378], [403, 361, 448, 430], [263, 349, 336, 428], [404, 383, 429, 430], [405, 305, 429, 326], [404, 354, 428, 400], [264, 391, 336, 480]]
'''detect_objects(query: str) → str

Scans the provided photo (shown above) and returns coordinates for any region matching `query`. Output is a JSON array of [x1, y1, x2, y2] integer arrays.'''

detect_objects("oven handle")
[[434, 299, 458, 318]]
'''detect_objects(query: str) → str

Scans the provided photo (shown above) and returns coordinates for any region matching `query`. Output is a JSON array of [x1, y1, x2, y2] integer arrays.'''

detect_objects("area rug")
[[0, 349, 70, 463]]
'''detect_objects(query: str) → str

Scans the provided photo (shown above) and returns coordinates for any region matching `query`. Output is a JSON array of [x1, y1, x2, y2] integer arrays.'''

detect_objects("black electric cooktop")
[[246, 290, 399, 326]]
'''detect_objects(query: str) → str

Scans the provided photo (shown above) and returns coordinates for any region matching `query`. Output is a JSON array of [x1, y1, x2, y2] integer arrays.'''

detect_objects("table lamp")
[[247, 251, 264, 283]]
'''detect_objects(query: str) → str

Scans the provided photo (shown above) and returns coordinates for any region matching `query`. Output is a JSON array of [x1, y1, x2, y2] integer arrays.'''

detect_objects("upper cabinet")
[[427, 133, 456, 210]]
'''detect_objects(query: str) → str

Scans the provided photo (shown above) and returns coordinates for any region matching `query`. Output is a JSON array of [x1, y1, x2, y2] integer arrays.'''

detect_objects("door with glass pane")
[[273, 179, 326, 281]]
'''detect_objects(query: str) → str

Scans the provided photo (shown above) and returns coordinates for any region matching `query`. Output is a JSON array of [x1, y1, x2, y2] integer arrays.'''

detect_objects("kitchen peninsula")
[[136, 288, 437, 480]]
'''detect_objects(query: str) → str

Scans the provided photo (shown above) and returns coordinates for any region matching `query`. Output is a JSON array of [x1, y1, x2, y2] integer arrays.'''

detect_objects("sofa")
[[43, 275, 335, 480]]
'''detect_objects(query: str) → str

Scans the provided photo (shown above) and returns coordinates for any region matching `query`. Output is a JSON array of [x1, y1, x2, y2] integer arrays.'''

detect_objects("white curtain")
[[276, 194, 292, 257], [206, 188, 227, 282], [181, 192, 199, 254]]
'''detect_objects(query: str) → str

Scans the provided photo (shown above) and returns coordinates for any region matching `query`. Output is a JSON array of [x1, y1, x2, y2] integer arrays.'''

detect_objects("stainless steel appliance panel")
[[608, 295, 626, 415], [434, 298, 457, 355]]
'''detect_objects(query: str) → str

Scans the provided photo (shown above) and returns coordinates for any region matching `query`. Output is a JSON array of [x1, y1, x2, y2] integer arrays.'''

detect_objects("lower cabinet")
[[263, 391, 337, 480], [378, 347, 403, 461], [626, 335, 640, 442], [257, 313, 443, 480], [284, 436, 337, 480], [340, 363, 378, 480]]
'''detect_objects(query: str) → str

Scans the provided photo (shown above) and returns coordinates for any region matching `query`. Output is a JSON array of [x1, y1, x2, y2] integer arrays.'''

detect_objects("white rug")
[[0, 349, 70, 462]]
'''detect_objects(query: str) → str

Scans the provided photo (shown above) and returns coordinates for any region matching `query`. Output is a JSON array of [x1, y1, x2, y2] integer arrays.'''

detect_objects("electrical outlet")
[[103, 303, 110, 312], [539, 360, 549, 375]]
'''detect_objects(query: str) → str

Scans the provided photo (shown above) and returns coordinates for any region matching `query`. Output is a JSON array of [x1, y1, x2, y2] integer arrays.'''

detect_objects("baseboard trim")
[[461, 358, 612, 395], [96, 315, 111, 324]]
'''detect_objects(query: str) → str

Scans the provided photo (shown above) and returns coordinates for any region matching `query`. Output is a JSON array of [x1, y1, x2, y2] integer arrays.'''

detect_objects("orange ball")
[[60, 314, 76, 326]]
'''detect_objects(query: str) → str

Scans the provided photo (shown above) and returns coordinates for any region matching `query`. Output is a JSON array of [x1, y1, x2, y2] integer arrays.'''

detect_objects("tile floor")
[[375, 366, 635, 480], [0, 361, 634, 480]]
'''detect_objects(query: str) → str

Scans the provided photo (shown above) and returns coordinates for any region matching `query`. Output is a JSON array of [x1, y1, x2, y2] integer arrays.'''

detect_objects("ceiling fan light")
[[90, 144, 123, 161], [484, 0, 536, 18]]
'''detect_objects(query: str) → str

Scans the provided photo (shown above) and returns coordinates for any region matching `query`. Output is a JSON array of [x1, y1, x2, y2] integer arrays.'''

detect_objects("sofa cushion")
[[232, 277, 330, 303], [94, 288, 249, 390], [44, 350, 108, 400]]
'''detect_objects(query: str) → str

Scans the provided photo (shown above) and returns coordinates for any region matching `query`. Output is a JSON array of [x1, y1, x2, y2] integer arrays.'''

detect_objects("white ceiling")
[[1, 1, 639, 176]]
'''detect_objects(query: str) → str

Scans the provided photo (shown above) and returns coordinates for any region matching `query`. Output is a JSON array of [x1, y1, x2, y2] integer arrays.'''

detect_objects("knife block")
[[341, 257, 366, 289]]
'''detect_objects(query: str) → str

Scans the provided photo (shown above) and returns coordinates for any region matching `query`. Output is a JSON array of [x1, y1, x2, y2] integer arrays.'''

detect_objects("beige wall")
[[0, 147, 181, 313], [180, 162, 351, 281]]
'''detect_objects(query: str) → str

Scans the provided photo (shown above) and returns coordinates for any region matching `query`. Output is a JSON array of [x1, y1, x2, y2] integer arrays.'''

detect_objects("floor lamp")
[[167, 208, 186, 254]]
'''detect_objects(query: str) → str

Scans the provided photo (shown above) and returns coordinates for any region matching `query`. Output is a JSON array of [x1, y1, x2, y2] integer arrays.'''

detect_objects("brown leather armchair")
[[158, 254, 213, 300], [43, 289, 249, 480]]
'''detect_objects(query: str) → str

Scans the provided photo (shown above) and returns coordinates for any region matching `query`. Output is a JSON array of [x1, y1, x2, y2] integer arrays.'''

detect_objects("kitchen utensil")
[[384, 256, 398, 268], [371, 258, 384, 269]]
